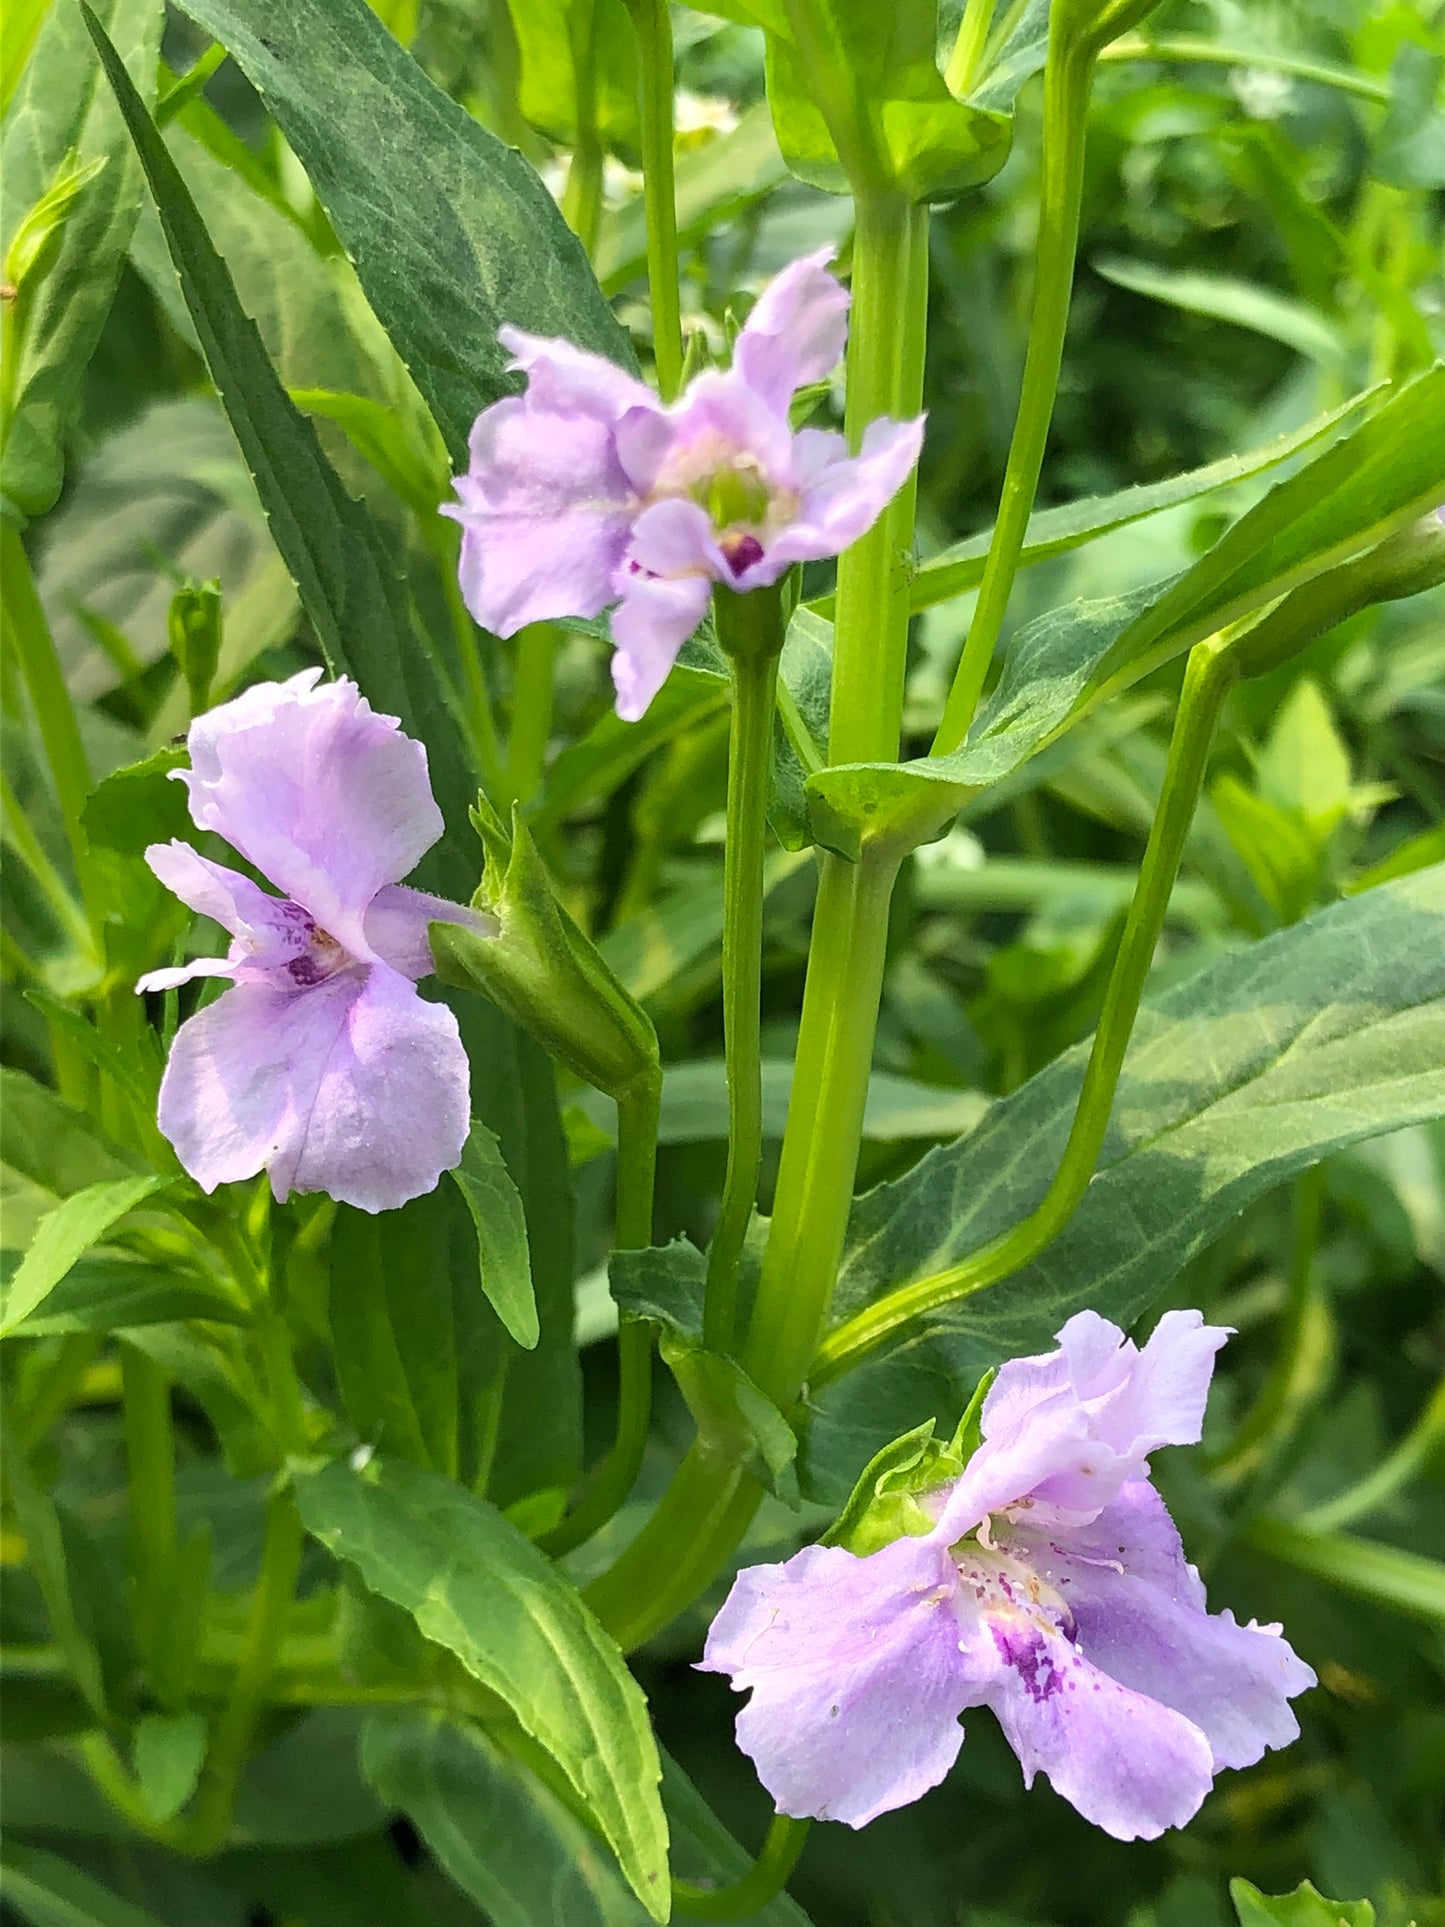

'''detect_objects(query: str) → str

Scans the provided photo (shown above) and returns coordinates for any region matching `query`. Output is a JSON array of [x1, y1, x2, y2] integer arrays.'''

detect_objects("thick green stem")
[[818, 636, 1236, 1377], [562, 4, 605, 263], [630, 0, 683, 400], [934, 37, 1094, 755], [540, 1074, 660, 1558], [121, 1345, 177, 1669], [506, 623, 559, 806], [674, 1815, 811, 1919], [829, 194, 930, 766], [1, 521, 101, 925], [186, 1487, 305, 1854], [705, 591, 784, 1353], [744, 847, 900, 1403]]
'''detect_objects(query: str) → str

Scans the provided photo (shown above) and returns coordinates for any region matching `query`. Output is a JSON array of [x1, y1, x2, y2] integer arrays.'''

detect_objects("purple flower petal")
[[498, 326, 658, 421], [609, 565, 712, 720], [974, 1604, 1216, 1841], [157, 962, 469, 1212], [734, 247, 850, 414], [362, 885, 494, 981], [447, 395, 638, 635], [1009, 1481, 1314, 1772], [937, 1309, 1230, 1538], [179, 675, 445, 957], [700, 1537, 971, 1828], [758, 415, 926, 574]]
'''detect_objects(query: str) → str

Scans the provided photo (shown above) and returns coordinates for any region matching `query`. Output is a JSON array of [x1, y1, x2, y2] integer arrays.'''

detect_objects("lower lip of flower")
[[719, 530, 766, 575]]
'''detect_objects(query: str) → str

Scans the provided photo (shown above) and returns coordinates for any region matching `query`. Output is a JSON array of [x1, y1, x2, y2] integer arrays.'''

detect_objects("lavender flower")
[[445, 248, 925, 720], [137, 670, 484, 1213], [701, 1310, 1314, 1841]]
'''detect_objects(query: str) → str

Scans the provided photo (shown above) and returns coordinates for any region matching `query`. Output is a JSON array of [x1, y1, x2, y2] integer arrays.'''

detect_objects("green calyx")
[[821, 1368, 995, 1557], [430, 796, 660, 1103]]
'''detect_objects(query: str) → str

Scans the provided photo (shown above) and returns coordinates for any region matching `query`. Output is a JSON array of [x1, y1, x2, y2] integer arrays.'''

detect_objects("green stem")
[[945, 0, 997, 97], [829, 193, 930, 766], [561, 0, 605, 265], [674, 1815, 811, 1919], [539, 1073, 660, 1557], [705, 592, 784, 1353], [933, 34, 1094, 755], [121, 1345, 177, 1670], [744, 846, 900, 1403], [818, 635, 1236, 1377], [1099, 34, 1391, 105], [1208, 1165, 1327, 1483], [437, 554, 507, 802], [186, 1487, 305, 1854], [506, 624, 559, 806], [1297, 1374, 1445, 1535], [630, 0, 683, 400], [0, 521, 101, 924], [584, 1442, 761, 1650]]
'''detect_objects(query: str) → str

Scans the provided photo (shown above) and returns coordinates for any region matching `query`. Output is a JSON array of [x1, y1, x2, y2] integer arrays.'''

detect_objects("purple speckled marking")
[[993, 1625, 1063, 1703], [724, 532, 765, 575]]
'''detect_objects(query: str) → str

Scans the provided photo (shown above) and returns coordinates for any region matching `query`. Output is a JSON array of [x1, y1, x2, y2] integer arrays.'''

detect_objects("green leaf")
[[289, 386, 449, 518], [80, 748, 190, 856], [1230, 1876, 1376, 1927], [900, 388, 1375, 617], [1, 1175, 169, 1336], [761, 0, 1011, 200], [0, 1844, 167, 1927], [80, 7, 424, 740], [1242, 1517, 1445, 1630], [1093, 257, 1347, 366], [609, 1240, 799, 1501], [171, 0, 633, 461], [1, 0, 55, 115], [810, 867, 1445, 1492], [1374, 41, 1445, 190], [363, 1712, 654, 1927], [293, 1454, 670, 1919], [449, 1119, 538, 1351], [0, 0, 164, 518], [132, 1710, 208, 1824], [804, 368, 1445, 857], [1, 1253, 247, 1336], [505, 0, 640, 159], [0, 1067, 142, 1198]]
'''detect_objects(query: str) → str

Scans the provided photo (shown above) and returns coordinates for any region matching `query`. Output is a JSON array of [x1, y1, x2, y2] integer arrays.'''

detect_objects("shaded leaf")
[[293, 1454, 669, 1919], [449, 1119, 538, 1350]]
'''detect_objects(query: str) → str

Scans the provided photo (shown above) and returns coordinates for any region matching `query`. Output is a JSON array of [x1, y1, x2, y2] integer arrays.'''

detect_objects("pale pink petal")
[[609, 571, 712, 721], [179, 677, 444, 956], [144, 840, 280, 937], [1009, 1482, 1314, 1773], [936, 1310, 1231, 1540], [760, 415, 925, 572], [363, 884, 495, 981], [275, 963, 470, 1211], [700, 1537, 971, 1828], [136, 957, 239, 994], [446, 396, 637, 635], [498, 326, 658, 421], [734, 247, 850, 414], [627, 497, 727, 578], [157, 964, 468, 1212]]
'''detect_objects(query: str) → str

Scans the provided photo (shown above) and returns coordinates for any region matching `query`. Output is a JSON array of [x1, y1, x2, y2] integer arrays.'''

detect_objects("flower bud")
[[430, 796, 660, 1101]]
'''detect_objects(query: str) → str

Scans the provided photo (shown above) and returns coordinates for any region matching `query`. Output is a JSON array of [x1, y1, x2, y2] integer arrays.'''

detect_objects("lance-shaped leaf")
[[449, 1119, 538, 1351], [1, 1176, 170, 1336], [805, 366, 1445, 858], [0, 0, 163, 518], [806, 866, 1445, 1493], [171, 0, 633, 460], [294, 1455, 670, 1920]]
